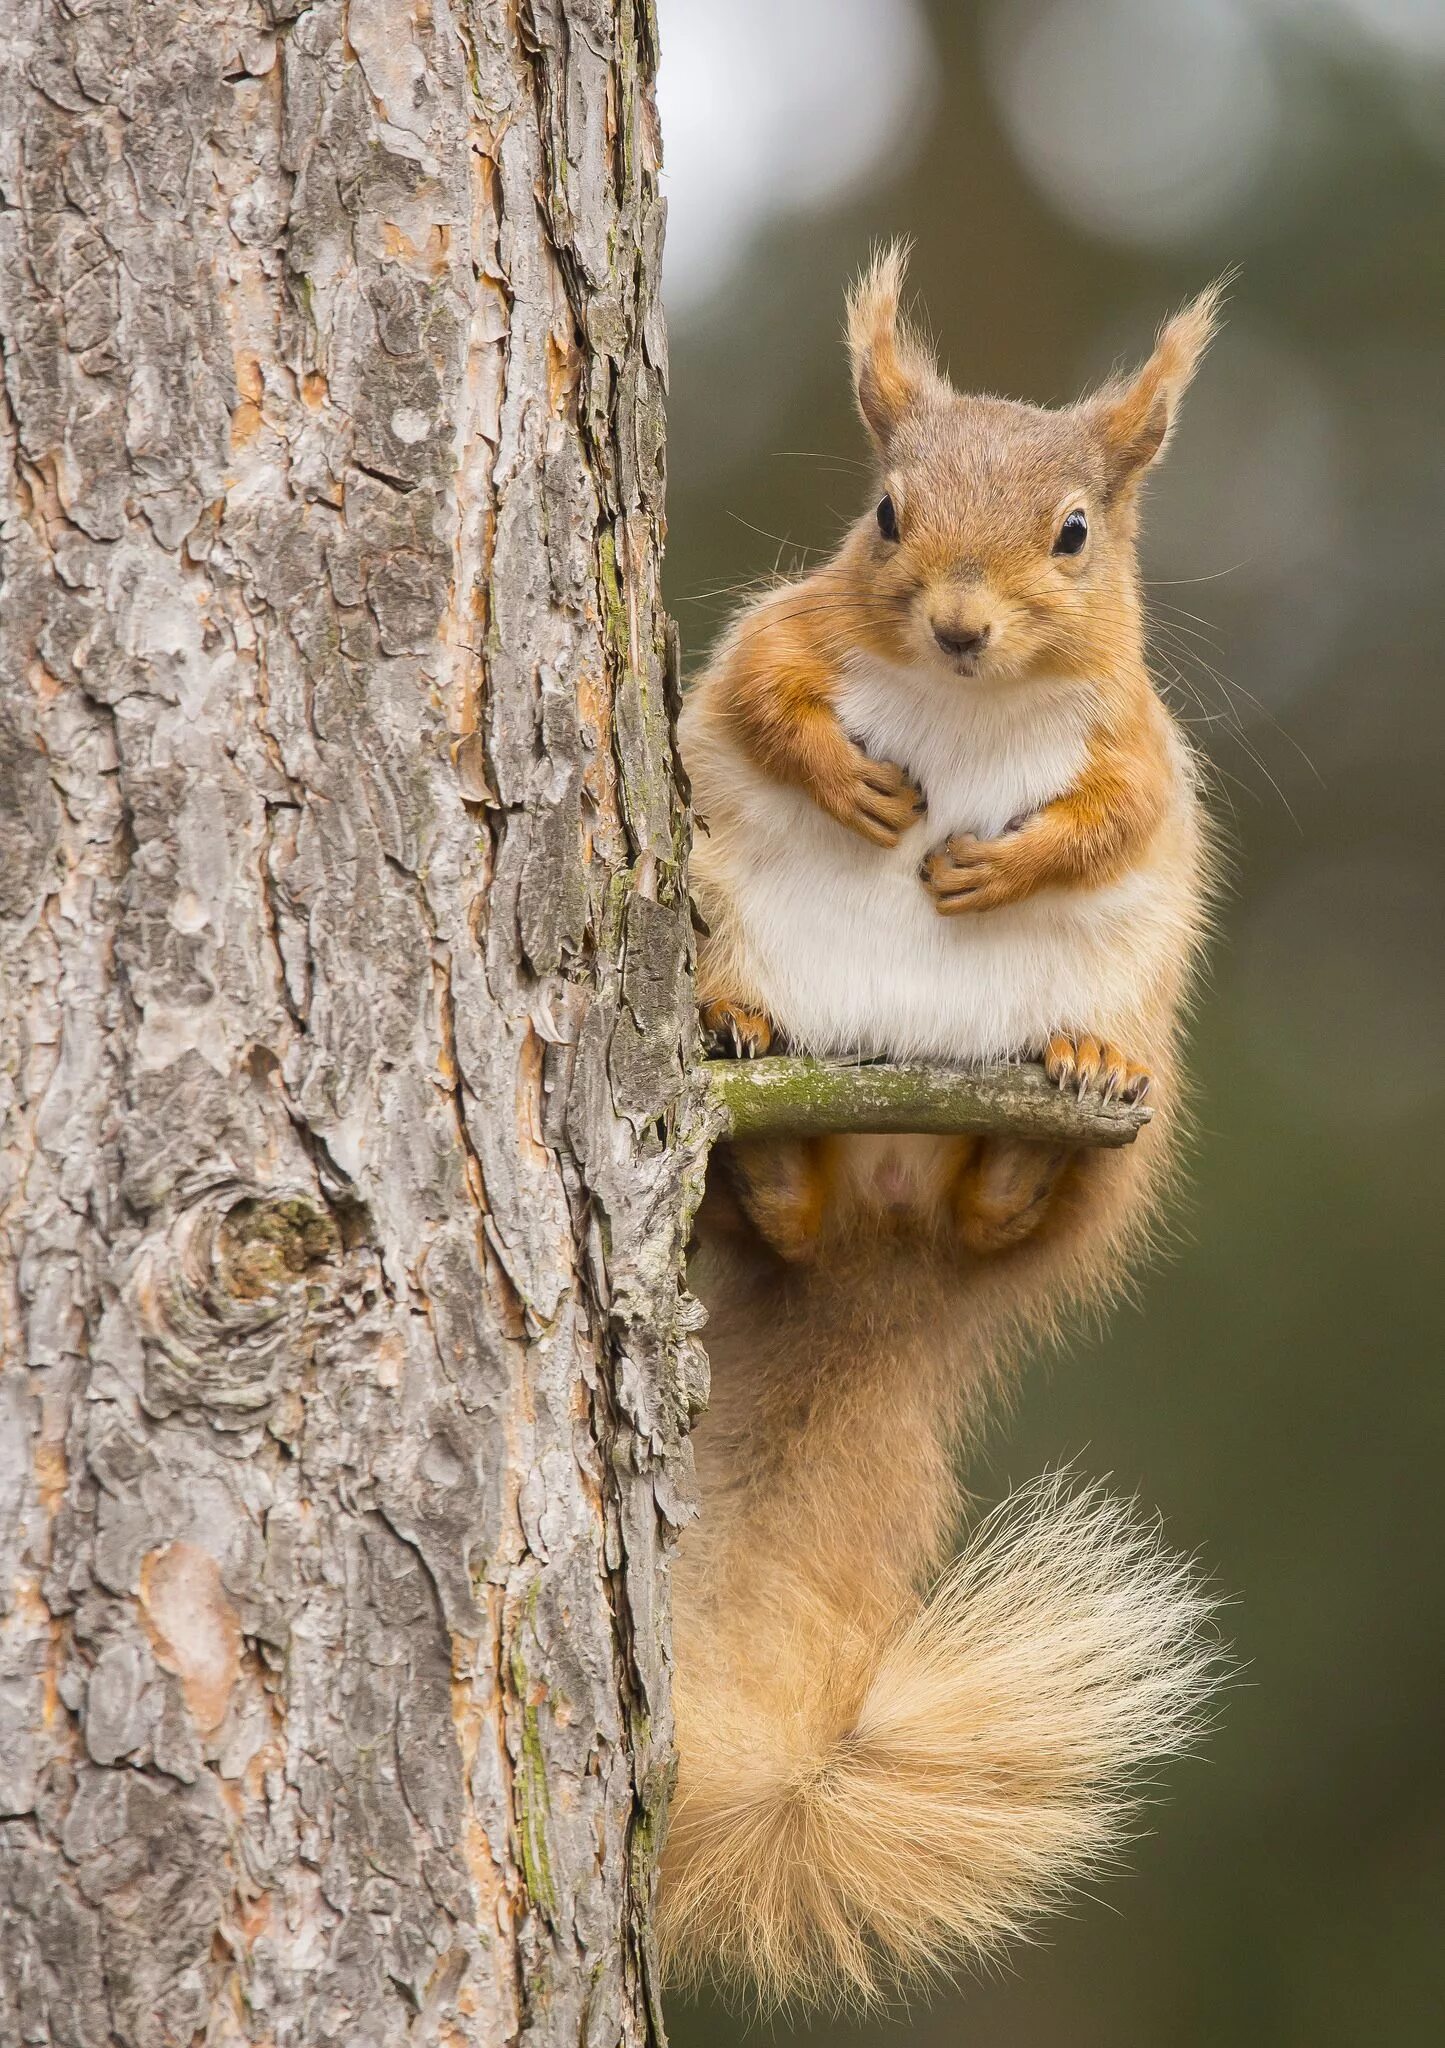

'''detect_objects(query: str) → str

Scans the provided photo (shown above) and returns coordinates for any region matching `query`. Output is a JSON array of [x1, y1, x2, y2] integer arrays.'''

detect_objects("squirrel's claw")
[[701, 996, 775, 1059], [1045, 1032, 1151, 1105]]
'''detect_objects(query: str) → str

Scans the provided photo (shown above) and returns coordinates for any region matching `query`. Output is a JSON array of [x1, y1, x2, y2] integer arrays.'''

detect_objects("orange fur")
[[1092, 278, 1230, 487], [845, 238, 946, 451], [665, 249, 1226, 2007]]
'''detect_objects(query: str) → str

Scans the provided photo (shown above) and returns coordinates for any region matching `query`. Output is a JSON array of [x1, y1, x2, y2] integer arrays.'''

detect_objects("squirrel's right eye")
[[877, 495, 900, 542]]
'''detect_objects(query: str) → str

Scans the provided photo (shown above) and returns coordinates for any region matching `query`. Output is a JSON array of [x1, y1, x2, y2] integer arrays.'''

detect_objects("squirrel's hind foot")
[[952, 1138, 1072, 1254]]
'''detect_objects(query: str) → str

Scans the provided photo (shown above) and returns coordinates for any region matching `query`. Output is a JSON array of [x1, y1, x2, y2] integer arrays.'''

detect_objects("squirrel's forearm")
[[721, 613, 849, 787], [733, 682, 851, 795], [718, 618, 924, 846], [1020, 716, 1170, 889]]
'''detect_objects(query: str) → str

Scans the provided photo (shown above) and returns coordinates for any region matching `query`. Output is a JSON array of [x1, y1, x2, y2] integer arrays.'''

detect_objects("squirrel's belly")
[[713, 819, 1183, 1064]]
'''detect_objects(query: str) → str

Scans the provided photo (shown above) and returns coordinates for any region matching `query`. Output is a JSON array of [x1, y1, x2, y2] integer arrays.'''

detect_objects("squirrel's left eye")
[[1053, 508, 1088, 557], [877, 495, 900, 542]]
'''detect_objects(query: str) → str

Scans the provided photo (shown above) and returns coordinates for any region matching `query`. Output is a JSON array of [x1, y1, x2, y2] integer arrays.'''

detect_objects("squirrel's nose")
[[933, 622, 991, 661]]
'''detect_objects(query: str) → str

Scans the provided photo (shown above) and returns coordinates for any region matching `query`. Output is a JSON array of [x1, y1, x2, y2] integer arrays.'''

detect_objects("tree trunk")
[[0, 4, 695, 2044]]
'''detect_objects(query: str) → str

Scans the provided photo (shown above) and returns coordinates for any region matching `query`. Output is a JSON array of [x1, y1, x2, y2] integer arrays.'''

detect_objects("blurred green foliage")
[[659, 1, 1445, 2041]]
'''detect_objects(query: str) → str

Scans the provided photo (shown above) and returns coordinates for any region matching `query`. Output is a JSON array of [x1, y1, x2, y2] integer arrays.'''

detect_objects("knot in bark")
[[132, 1180, 342, 1426]]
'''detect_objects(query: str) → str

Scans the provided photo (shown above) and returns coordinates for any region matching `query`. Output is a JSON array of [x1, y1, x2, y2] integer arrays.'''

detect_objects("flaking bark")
[[0, 4, 697, 2045]]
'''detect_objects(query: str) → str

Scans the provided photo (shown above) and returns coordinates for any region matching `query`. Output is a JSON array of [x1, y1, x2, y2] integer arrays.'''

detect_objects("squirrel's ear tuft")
[[1092, 275, 1233, 494], [846, 241, 939, 455]]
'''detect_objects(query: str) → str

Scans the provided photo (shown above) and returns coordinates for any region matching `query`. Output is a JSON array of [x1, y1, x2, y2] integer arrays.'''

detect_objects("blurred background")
[[655, 2, 1445, 2043]]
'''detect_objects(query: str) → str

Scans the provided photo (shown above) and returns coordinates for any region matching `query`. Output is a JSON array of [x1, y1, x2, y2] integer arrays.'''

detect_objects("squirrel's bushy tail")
[[661, 1476, 1219, 2009]]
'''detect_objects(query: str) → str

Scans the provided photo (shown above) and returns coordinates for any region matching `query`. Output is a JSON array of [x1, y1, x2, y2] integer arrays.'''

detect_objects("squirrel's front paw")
[[1044, 1032, 1151, 1105], [701, 997, 775, 1059], [823, 749, 925, 848], [921, 831, 1028, 914]]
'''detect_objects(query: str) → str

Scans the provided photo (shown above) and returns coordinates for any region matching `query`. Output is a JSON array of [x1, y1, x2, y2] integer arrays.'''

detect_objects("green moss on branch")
[[704, 1056, 1151, 1148]]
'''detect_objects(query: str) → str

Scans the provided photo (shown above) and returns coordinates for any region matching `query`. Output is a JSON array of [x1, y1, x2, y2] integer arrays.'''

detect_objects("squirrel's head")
[[844, 244, 1227, 685]]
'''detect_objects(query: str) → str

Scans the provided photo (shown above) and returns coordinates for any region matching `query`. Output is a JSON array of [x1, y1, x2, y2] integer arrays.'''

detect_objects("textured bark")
[[0, 4, 696, 2045], [706, 1056, 1152, 1145]]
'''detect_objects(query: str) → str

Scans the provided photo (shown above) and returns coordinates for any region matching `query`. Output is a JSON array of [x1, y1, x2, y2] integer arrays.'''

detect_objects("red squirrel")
[[662, 248, 1225, 2004]]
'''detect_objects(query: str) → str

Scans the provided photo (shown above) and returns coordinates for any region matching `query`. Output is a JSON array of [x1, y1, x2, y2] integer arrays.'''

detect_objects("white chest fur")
[[834, 658, 1092, 841], [690, 658, 1189, 1063]]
